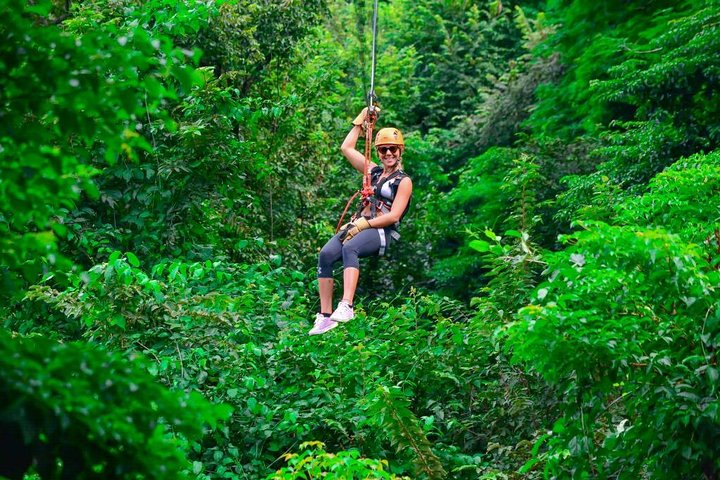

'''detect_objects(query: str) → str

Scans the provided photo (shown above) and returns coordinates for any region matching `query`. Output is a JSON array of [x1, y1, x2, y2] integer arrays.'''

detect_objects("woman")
[[309, 107, 413, 335]]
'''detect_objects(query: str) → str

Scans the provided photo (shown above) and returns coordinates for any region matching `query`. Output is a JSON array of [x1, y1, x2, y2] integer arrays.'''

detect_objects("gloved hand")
[[352, 107, 380, 126], [341, 217, 371, 244]]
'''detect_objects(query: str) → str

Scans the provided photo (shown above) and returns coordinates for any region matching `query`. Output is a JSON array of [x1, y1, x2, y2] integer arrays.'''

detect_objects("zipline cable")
[[336, 0, 381, 233], [368, 0, 379, 110], [361, 0, 380, 201]]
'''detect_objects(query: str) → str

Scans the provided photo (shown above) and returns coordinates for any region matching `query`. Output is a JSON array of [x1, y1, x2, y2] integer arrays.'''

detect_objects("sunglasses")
[[377, 146, 399, 155]]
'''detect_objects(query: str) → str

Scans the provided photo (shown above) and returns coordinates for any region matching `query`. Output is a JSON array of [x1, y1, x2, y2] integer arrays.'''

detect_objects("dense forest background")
[[2, 0, 720, 478]]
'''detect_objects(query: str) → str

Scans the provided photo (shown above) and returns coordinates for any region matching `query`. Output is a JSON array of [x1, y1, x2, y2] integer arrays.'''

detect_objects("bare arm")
[[341, 125, 376, 174], [368, 177, 413, 228]]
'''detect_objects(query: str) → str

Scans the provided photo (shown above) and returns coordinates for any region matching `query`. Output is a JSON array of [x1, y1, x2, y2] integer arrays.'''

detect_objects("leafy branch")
[[367, 385, 447, 480]]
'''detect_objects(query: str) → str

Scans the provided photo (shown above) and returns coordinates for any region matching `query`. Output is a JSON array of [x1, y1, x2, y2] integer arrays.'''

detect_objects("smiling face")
[[374, 127, 405, 171], [376, 144, 402, 169]]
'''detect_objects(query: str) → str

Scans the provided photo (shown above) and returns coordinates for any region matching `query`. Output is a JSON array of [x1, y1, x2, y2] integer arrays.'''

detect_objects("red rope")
[[361, 110, 377, 199], [335, 190, 359, 233], [335, 111, 377, 233]]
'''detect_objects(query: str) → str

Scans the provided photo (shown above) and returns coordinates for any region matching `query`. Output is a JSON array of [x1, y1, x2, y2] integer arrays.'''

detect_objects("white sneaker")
[[308, 313, 338, 335], [330, 301, 354, 323]]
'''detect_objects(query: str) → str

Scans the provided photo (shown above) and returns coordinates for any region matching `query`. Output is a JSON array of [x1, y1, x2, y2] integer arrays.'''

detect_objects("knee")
[[342, 245, 360, 269], [318, 247, 334, 266], [341, 243, 358, 260], [318, 246, 338, 278]]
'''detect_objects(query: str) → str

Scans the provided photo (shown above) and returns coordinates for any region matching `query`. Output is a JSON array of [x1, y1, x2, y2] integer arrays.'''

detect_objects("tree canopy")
[[2, 0, 720, 478]]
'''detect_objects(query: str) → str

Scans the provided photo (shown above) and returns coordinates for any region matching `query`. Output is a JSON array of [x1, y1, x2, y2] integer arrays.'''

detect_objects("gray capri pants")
[[317, 227, 398, 278]]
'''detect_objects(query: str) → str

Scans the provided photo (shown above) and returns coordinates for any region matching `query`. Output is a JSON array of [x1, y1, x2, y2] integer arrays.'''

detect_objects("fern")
[[367, 386, 447, 480]]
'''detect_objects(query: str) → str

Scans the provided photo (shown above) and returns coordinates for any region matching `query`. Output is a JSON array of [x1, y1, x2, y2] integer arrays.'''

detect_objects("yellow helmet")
[[375, 127, 404, 147]]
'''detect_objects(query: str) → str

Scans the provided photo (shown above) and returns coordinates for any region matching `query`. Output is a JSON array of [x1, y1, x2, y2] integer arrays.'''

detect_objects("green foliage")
[[368, 386, 447, 479], [25, 253, 305, 348], [8, 0, 720, 478], [23, 256, 549, 478], [23, 254, 310, 478], [593, 2, 720, 148], [266, 441, 409, 479], [617, 150, 720, 245], [560, 2, 720, 217], [198, 0, 328, 85], [54, 0, 338, 270], [507, 222, 720, 478], [63, 78, 313, 264], [427, 147, 514, 293], [527, 0, 687, 139], [0, 0, 197, 297], [469, 228, 543, 324], [450, 6, 561, 159], [430, 150, 545, 296], [452, 53, 563, 158], [382, 0, 535, 132], [0, 331, 231, 479]]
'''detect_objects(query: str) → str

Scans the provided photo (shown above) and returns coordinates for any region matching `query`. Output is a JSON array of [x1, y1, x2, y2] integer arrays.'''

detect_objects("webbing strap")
[[377, 228, 387, 256]]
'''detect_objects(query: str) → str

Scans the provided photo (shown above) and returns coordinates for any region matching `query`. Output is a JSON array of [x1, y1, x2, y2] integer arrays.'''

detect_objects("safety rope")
[[335, 0, 381, 233], [334, 109, 377, 233]]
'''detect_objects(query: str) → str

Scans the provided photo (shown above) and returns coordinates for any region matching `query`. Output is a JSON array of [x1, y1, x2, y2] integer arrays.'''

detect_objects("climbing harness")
[[368, 166, 410, 225], [336, 0, 382, 233]]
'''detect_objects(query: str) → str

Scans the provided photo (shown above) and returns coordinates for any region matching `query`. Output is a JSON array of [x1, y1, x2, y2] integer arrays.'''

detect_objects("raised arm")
[[341, 107, 378, 174], [340, 124, 368, 174]]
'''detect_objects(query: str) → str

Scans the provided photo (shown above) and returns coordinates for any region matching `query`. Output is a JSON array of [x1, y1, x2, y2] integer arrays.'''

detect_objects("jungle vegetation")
[[2, 0, 719, 478]]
